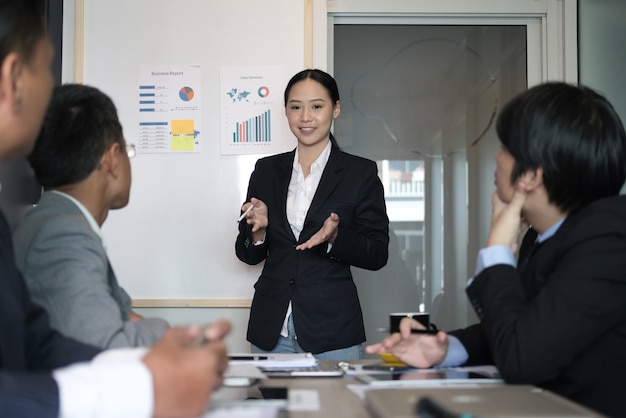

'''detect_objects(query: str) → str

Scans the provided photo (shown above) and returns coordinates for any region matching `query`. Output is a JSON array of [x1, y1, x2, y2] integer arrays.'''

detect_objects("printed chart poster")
[[138, 65, 202, 154], [220, 66, 287, 155]]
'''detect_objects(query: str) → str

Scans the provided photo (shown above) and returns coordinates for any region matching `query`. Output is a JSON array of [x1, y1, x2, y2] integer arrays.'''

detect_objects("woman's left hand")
[[295, 212, 340, 250]]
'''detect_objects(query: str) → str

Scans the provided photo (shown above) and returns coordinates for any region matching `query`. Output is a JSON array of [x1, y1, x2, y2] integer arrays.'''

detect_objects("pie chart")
[[179, 86, 194, 101]]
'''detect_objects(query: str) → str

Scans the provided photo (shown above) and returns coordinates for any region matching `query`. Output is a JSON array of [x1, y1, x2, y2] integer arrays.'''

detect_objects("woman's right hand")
[[243, 197, 268, 238]]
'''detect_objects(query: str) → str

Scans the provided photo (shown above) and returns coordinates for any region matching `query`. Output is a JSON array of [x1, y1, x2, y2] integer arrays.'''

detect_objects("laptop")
[[365, 385, 605, 418]]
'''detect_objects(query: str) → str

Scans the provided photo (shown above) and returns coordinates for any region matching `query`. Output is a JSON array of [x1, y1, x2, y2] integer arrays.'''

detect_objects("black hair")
[[496, 82, 626, 214], [29, 83, 124, 188], [284, 68, 341, 150], [0, 0, 46, 66]]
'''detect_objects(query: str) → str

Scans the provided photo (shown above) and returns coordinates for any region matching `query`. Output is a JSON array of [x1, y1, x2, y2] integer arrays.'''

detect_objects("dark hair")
[[284, 68, 341, 149], [497, 82, 626, 214], [0, 0, 46, 66], [29, 83, 124, 188]]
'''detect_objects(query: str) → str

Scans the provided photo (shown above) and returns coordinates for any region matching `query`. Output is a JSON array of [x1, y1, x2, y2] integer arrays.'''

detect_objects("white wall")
[[64, 0, 306, 352]]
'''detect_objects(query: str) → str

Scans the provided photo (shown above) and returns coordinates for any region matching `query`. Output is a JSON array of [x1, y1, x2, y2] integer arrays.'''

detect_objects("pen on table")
[[376, 327, 439, 335], [228, 355, 270, 361], [236, 204, 254, 223]]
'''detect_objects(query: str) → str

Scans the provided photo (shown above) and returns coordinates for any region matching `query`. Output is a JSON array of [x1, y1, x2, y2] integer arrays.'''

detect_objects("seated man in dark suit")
[[367, 82, 626, 417], [0, 1, 230, 416]]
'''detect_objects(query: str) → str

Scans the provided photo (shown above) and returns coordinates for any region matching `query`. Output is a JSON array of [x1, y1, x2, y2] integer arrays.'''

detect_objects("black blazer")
[[0, 212, 100, 417], [463, 195, 626, 417], [236, 146, 389, 353]]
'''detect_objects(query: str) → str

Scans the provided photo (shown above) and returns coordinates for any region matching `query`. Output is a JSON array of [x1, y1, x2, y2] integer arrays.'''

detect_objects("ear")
[[333, 100, 341, 119], [0, 52, 24, 114], [99, 143, 122, 178], [519, 167, 544, 191]]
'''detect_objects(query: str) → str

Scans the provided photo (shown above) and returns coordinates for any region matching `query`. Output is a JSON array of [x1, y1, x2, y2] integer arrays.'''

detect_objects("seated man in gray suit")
[[13, 83, 169, 348]]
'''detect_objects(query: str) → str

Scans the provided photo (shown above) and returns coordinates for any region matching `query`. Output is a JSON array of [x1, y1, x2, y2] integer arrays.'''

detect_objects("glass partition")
[[333, 23, 528, 348]]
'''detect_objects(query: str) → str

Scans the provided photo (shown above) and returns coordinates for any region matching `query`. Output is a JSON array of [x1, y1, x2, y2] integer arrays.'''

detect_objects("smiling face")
[[285, 78, 340, 151]]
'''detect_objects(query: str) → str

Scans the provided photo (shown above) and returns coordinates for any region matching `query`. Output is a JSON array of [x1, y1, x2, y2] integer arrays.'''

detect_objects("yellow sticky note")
[[170, 119, 195, 151], [171, 119, 194, 135], [171, 135, 194, 151]]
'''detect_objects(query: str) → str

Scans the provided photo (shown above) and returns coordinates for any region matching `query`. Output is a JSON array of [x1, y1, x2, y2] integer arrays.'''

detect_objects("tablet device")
[[357, 369, 500, 385]]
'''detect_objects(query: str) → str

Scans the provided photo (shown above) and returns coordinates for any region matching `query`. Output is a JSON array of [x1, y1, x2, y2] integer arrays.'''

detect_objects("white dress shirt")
[[280, 141, 332, 337], [54, 348, 153, 417]]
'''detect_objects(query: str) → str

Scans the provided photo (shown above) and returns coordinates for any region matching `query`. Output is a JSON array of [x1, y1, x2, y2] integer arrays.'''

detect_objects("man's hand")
[[486, 183, 527, 252], [142, 320, 231, 418], [365, 317, 448, 368], [296, 212, 340, 250]]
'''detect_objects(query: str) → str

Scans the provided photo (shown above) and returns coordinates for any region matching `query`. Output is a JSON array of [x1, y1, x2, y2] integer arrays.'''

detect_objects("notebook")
[[365, 385, 604, 418], [228, 353, 343, 377]]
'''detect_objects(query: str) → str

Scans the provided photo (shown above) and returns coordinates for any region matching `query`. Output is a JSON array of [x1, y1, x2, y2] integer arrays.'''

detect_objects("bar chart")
[[232, 109, 271, 143]]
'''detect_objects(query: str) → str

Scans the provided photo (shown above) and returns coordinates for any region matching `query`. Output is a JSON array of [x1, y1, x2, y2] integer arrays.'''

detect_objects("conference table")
[[208, 359, 604, 418], [212, 361, 370, 417]]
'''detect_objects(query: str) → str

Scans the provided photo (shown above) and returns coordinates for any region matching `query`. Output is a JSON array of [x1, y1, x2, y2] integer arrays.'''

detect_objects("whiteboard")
[[81, 0, 304, 301]]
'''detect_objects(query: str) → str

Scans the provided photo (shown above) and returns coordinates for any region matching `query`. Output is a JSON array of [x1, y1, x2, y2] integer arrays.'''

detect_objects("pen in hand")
[[376, 326, 439, 335], [409, 322, 439, 335], [191, 324, 226, 347], [189, 321, 231, 348], [410, 328, 439, 335], [191, 326, 211, 347], [236, 204, 254, 223]]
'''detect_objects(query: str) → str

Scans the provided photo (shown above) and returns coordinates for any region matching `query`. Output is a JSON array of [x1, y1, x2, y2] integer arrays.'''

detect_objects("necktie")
[[517, 228, 540, 271]]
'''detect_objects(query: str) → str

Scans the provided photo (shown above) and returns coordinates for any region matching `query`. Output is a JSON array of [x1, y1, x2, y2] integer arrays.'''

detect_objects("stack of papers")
[[228, 352, 318, 369], [204, 399, 286, 418]]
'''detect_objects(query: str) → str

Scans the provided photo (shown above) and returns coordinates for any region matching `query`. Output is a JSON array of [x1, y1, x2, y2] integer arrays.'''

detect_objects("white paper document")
[[228, 352, 318, 369], [204, 399, 286, 418]]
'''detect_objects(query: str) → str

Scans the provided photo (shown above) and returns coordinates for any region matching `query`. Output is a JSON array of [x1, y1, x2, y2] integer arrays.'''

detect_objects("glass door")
[[330, 17, 540, 350]]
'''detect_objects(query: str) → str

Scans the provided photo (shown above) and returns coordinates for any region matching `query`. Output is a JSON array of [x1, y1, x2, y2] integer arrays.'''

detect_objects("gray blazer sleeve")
[[14, 211, 169, 349]]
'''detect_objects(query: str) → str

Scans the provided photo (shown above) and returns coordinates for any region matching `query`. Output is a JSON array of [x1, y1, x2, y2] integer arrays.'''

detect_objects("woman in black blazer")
[[235, 69, 389, 360]]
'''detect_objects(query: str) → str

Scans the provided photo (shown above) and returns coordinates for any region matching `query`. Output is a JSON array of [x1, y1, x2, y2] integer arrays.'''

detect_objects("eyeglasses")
[[126, 144, 136, 158]]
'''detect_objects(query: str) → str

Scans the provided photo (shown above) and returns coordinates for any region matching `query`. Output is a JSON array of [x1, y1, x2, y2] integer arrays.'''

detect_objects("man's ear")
[[0, 52, 23, 113], [99, 143, 121, 177], [519, 167, 544, 191]]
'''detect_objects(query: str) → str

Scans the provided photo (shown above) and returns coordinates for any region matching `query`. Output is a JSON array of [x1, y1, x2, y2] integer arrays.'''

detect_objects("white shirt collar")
[[293, 140, 332, 173]]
